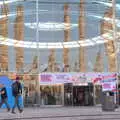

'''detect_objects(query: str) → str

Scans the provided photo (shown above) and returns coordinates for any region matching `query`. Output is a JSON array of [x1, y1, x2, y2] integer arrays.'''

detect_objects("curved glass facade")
[[0, 0, 119, 73]]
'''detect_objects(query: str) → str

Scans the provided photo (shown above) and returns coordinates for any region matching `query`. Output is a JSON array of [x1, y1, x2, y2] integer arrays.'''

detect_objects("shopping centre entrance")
[[24, 83, 64, 106], [10, 73, 118, 107], [40, 85, 63, 106], [94, 85, 102, 105], [73, 84, 94, 106]]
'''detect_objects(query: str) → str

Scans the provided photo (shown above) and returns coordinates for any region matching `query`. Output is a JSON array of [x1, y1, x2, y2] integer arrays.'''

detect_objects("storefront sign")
[[40, 73, 72, 85], [101, 73, 117, 92], [72, 73, 88, 86], [40, 73, 91, 85], [39, 73, 117, 87]]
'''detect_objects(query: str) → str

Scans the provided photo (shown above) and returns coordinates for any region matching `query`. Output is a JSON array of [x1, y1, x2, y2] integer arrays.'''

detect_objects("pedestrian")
[[11, 76, 23, 114], [0, 84, 10, 112]]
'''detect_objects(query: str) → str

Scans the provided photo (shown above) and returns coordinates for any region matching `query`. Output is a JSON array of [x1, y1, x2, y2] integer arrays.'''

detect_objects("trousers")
[[0, 98, 10, 110], [12, 95, 22, 112]]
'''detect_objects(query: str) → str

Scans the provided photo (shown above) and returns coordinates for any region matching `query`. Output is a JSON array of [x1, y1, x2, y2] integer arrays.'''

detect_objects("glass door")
[[73, 85, 94, 106], [40, 85, 63, 105], [64, 83, 73, 106], [94, 85, 102, 105]]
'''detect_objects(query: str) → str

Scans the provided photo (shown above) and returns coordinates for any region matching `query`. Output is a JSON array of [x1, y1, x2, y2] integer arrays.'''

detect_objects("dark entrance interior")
[[73, 84, 93, 106], [64, 83, 73, 106]]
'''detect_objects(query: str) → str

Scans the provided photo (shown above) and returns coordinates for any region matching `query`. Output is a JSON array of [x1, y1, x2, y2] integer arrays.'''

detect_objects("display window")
[[40, 85, 63, 105]]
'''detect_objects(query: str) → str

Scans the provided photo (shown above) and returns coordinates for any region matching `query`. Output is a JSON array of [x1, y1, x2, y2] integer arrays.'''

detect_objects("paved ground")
[[0, 106, 120, 120]]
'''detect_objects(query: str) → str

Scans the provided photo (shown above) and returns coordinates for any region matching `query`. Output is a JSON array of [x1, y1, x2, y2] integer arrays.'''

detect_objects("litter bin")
[[101, 91, 115, 111]]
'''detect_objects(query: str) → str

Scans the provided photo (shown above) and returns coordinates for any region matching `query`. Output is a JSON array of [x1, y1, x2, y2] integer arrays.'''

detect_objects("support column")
[[79, 0, 86, 72], [48, 49, 55, 72], [14, 5, 24, 72], [0, 4, 9, 72], [63, 4, 70, 72], [93, 49, 103, 72], [101, 7, 117, 72]]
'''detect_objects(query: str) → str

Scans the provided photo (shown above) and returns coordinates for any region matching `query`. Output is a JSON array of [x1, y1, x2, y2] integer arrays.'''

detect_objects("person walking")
[[11, 77, 23, 114], [0, 84, 10, 112]]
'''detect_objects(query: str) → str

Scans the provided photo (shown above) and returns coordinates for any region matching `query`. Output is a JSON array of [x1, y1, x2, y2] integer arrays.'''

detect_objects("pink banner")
[[39, 73, 117, 86], [40, 73, 73, 85], [101, 73, 117, 92]]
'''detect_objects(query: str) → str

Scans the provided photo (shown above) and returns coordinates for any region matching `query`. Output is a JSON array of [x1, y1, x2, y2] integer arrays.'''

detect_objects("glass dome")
[[0, 0, 119, 73]]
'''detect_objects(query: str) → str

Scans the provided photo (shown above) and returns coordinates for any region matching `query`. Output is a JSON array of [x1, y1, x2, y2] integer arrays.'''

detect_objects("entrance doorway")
[[73, 85, 93, 106], [94, 85, 102, 105], [40, 85, 63, 105], [64, 83, 73, 106]]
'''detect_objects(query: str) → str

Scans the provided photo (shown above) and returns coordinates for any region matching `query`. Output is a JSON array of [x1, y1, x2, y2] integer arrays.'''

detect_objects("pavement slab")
[[0, 107, 120, 120]]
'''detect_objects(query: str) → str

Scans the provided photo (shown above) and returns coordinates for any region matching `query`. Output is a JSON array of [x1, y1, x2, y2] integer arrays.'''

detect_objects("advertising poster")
[[39, 73, 117, 88], [40, 73, 93, 85], [40, 73, 73, 85], [101, 73, 117, 92]]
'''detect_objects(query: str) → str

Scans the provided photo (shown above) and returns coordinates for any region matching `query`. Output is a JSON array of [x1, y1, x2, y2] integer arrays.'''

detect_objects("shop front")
[[22, 74, 39, 106], [73, 84, 94, 106], [17, 72, 118, 107], [71, 73, 94, 106], [64, 83, 73, 106], [94, 85, 102, 105], [22, 73, 95, 107], [40, 84, 63, 106], [39, 73, 68, 106], [93, 73, 118, 106]]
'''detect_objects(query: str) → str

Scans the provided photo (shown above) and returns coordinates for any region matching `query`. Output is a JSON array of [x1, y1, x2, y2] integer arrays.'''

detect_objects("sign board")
[[40, 73, 72, 85], [101, 73, 117, 92], [39, 73, 117, 87], [40, 73, 90, 85]]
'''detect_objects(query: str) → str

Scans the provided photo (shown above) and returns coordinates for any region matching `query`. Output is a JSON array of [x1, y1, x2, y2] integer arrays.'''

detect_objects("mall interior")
[[0, 0, 120, 107]]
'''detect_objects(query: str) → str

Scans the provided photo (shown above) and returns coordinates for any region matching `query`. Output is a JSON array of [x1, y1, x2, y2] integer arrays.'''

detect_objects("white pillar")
[[36, 0, 40, 105]]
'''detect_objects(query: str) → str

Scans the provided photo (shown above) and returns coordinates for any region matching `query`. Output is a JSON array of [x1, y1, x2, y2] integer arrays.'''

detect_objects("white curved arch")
[[24, 22, 78, 31], [0, 31, 120, 49], [0, 0, 23, 5], [94, 1, 120, 10], [0, 1, 119, 49]]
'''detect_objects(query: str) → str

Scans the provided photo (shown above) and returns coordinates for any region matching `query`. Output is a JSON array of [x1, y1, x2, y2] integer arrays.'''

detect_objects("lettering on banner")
[[102, 83, 111, 89], [41, 74, 52, 82], [102, 73, 117, 80], [55, 74, 72, 83], [56, 74, 67, 80]]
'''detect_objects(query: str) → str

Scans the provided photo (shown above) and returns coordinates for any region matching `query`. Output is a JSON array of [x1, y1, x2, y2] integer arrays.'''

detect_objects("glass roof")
[[0, 0, 120, 72], [0, 0, 119, 49]]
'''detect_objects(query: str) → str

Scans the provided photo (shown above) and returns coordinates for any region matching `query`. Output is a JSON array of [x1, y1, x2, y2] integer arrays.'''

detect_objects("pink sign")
[[101, 73, 117, 92], [40, 73, 89, 85], [39, 73, 117, 87], [40, 73, 72, 85]]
